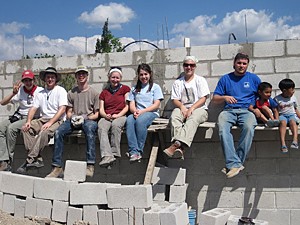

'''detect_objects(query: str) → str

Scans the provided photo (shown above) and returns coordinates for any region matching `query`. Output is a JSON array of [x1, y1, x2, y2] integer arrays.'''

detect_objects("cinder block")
[[151, 167, 186, 185], [107, 185, 153, 209], [83, 205, 98, 225], [129, 208, 145, 225], [98, 209, 113, 225], [34, 178, 74, 201], [52, 200, 69, 223], [254, 41, 284, 57], [112, 209, 129, 225], [227, 215, 268, 225], [2, 193, 16, 214], [160, 203, 189, 225], [64, 160, 87, 182], [0, 173, 38, 197], [199, 208, 231, 225], [36, 198, 52, 219], [14, 198, 26, 218], [67, 206, 83, 225], [25, 197, 38, 218], [144, 206, 163, 225], [0, 192, 3, 210], [169, 184, 188, 203], [70, 182, 107, 205], [152, 184, 166, 201]]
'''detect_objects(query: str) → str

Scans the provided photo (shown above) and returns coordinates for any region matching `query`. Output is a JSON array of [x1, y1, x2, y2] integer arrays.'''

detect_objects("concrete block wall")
[[0, 162, 189, 225], [1, 40, 300, 225]]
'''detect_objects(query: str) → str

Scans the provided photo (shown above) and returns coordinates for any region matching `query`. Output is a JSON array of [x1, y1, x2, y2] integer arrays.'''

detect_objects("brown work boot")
[[46, 167, 64, 178], [226, 165, 245, 178], [86, 165, 94, 177], [163, 141, 181, 157]]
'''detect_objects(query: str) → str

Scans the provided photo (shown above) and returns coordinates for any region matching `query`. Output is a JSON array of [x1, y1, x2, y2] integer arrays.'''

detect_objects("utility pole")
[[245, 14, 248, 44]]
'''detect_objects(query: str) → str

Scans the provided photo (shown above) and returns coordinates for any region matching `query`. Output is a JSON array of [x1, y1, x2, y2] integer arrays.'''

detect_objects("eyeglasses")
[[183, 63, 196, 68]]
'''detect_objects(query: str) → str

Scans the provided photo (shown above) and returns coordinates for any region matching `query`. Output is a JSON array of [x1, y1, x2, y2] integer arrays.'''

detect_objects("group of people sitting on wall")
[[0, 53, 299, 179]]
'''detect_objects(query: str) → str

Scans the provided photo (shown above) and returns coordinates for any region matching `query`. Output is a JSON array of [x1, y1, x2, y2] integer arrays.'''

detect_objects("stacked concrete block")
[[25, 197, 38, 218], [70, 182, 107, 205], [67, 206, 83, 225], [151, 167, 186, 185], [83, 205, 98, 225], [129, 208, 145, 225], [152, 184, 166, 201], [52, 200, 69, 223], [113, 208, 129, 225], [14, 198, 26, 218], [169, 184, 188, 203], [199, 208, 231, 225], [0, 191, 3, 210], [107, 184, 153, 208], [98, 209, 113, 225], [160, 202, 189, 225], [36, 198, 52, 220], [64, 160, 87, 182], [144, 205, 165, 225], [227, 215, 269, 225], [34, 177, 73, 201], [0, 172, 37, 197], [2, 193, 16, 214]]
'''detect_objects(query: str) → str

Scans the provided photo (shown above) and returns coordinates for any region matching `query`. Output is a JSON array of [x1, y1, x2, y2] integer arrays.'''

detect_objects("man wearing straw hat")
[[16, 67, 68, 174]]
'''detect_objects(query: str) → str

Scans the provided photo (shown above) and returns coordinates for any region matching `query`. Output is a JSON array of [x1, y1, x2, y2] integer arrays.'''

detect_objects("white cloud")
[[78, 2, 135, 29], [169, 9, 300, 46], [1, 9, 300, 61]]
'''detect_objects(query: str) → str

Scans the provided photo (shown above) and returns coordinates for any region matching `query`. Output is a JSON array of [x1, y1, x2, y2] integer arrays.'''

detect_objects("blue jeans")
[[218, 109, 257, 169], [126, 112, 158, 155], [52, 119, 98, 167]]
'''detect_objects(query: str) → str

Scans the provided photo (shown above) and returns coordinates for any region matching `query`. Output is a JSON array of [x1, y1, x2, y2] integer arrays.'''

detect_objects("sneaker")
[[290, 142, 299, 149], [86, 165, 94, 177], [266, 119, 280, 127], [163, 141, 181, 157], [129, 154, 142, 162], [26, 158, 44, 168], [46, 167, 64, 178], [16, 161, 27, 174], [99, 156, 116, 167], [226, 165, 245, 178], [221, 167, 229, 175], [0, 161, 11, 172], [172, 148, 184, 160]]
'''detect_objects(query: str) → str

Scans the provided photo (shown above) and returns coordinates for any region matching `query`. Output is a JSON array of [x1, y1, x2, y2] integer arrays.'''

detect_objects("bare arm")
[[1, 81, 22, 105], [212, 94, 237, 105]]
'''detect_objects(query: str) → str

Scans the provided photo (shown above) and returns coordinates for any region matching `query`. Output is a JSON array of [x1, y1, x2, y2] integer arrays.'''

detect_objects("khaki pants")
[[170, 108, 208, 147], [23, 118, 63, 163]]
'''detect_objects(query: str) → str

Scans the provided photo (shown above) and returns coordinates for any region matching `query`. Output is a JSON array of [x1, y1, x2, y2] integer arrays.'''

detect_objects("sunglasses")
[[183, 63, 196, 68]]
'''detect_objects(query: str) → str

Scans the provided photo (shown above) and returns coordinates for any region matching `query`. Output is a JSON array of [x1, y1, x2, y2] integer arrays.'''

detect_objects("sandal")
[[172, 148, 184, 160], [281, 145, 288, 153]]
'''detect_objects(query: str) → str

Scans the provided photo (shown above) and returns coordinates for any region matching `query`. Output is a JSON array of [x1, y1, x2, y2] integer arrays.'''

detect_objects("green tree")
[[95, 18, 123, 53]]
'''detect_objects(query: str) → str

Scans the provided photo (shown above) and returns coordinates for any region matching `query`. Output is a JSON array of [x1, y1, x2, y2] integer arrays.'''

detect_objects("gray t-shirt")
[[67, 86, 99, 116]]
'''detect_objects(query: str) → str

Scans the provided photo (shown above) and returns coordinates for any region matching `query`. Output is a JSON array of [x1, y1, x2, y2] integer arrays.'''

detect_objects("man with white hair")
[[164, 56, 210, 159]]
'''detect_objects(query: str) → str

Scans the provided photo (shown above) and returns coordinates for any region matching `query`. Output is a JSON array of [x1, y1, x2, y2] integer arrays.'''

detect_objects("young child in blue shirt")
[[274, 78, 300, 153], [250, 82, 279, 127]]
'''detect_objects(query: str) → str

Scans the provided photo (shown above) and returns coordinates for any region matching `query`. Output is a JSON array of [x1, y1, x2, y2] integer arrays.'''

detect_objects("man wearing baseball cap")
[[0, 70, 43, 171], [46, 65, 99, 178], [16, 67, 68, 174]]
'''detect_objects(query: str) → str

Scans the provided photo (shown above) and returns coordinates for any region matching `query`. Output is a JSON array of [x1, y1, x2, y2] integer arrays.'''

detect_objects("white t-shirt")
[[11, 85, 43, 117], [274, 94, 298, 115], [171, 74, 210, 109], [33, 85, 68, 119]]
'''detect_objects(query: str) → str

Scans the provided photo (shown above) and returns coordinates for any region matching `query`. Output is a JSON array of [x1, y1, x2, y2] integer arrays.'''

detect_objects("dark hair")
[[258, 82, 272, 92], [278, 78, 295, 91], [134, 63, 153, 93], [234, 53, 250, 63]]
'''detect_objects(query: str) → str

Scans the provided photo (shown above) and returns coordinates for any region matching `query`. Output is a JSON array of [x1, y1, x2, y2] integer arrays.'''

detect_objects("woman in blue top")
[[126, 63, 164, 162]]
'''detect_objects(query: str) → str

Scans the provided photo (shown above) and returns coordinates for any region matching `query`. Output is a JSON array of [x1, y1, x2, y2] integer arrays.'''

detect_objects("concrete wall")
[[1, 40, 300, 225]]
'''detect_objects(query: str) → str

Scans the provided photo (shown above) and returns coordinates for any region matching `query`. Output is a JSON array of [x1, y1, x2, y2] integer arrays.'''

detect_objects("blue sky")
[[1, 0, 300, 61]]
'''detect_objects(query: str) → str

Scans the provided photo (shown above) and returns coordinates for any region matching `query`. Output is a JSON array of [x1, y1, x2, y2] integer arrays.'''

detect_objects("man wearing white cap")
[[164, 56, 210, 159], [0, 70, 43, 171], [17, 67, 68, 174], [46, 65, 99, 178]]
